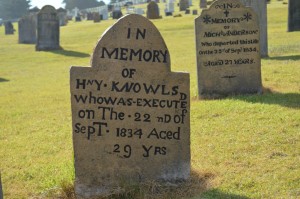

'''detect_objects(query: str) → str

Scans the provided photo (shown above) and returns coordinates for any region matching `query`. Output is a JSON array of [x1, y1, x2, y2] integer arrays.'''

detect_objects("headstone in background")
[[29, 6, 40, 15], [100, 7, 109, 20], [4, 21, 15, 35], [288, 0, 300, 31], [195, 0, 262, 98], [87, 12, 93, 20], [70, 14, 190, 198], [135, 8, 145, 15], [147, 1, 160, 19], [165, 11, 173, 16], [36, 5, 61, 51], [112, 10, 123, 19], [185, 9, 190, 14], [240, 0, 268, 57], [93, 12, 101, 22], [57, 7, 68, 26], [166, 2, 175, 13], [179, 0, 189, 11], [192, 9, 198, 15], [72, 7, 80, 19], [18, 15, 36, 44], [75, 15, 82, 22], [200, 0, 207, 8]]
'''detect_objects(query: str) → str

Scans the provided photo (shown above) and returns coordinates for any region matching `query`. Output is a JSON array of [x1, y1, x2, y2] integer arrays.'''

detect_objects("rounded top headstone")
[[90, 14, 170, 72], [39, 5, 57, 13]]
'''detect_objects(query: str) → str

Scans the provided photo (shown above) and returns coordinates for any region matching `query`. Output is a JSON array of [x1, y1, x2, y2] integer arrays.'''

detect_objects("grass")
[[0, 0, 299, 198]]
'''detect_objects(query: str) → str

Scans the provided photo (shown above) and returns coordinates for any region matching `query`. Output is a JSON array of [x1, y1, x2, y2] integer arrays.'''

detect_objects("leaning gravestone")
[[147, 1, 160, 19], [195, 0, 262, 98], [288, 0, 300, 32], [179, 0, 189, 11], [240, 0, 268, 57], [36, 5, 61, 51], [70, 14, 190, 198], [18, 15, 36, 44], [4, 22, 15, 35]]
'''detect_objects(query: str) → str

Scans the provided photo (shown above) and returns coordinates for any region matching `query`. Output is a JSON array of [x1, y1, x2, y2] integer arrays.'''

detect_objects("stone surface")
[[93, 12, 101, 22], [147, 1, 160, 19], [195, 0, 262, 98], [57, 8, 68, 26], [4, 22, 15, 35], [70, 14, 190, 198], [200, 0, 207, 8], [166, 2, 175, 13], [112, 10, 123, 19], [18, 15, 37, 44], [179, 0, 189, 11], [240, 0, 268, 57], [36, 5, 61, 51], [193, 9, 198, 15], [288, 0, 300, 31]]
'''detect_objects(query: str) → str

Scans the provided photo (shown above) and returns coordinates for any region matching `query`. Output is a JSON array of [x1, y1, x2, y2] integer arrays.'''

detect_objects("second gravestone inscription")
[[195, 0, 262, 98], [70, 14, 190, 198]]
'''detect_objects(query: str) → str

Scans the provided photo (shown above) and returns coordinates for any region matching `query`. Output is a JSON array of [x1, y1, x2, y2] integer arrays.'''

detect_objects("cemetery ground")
[[0, 1, 299, 198]]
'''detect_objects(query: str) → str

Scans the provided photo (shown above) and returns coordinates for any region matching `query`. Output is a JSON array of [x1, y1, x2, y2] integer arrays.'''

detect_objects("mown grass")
[[0, 0, 299, 198]]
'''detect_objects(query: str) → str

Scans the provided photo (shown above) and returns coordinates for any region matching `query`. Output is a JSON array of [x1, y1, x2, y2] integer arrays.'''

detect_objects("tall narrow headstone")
[[179, 0, 189, 11], [70, 14, 190, 198], [240, 0, 268, 57], [18, 15, 37, 44], [36, 5, 61, 51], [195, 0, 262, 98], [147, 1, 160, 19], [288, 0, 300, 32], [4, 22, 15, 35], [200, 0, 207, 9]]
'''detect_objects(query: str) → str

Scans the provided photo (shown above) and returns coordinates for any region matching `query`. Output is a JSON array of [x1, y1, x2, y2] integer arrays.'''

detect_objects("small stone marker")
[[36, 5, 61, 51], [288, 0, 300, 32], [195, 0, 262, 98], [193, 9, 198, 15], [18, 15, 37, 44], [70, 14, 190, 198], [200, 0, 207, 8], [93, 12, 101, 23], [147, 1, 160, 19], [240, 0, 268, 57], [179, 0, 189, 11], [4, 21, 15, 35]]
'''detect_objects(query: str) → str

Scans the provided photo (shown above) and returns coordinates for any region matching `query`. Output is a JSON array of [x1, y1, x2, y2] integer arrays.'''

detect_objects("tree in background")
[[0, 0, 31, 20], [63, 0, 101, 10]]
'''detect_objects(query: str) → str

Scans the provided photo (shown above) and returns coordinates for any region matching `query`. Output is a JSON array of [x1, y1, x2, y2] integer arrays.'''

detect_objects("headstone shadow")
[[264, 55, 300, 61], [49, 49, 90, 58], [0, 78, 9, 83], [229, 92, 300, 109]]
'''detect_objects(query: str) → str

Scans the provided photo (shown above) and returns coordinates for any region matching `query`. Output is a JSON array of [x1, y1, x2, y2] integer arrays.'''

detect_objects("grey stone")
[[147, 1, 160, 19], [18, 15, 36, 44], [93, 12, 101, 22], [36, 5, 61, 51], [195, 0, 262, 98], [70, 14, 190, 198], [200, 0, 207, 8], [240, 0, 268, 57], [4, 21, 15, 35], [179, 0, 189, 11], [288, 0, 300, 31]]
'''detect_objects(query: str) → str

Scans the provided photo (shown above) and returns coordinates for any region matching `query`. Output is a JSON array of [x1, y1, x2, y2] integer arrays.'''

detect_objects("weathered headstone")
[[179, 0, 189, 11], [195, 0, 262, 98], [288, 0, 300, 32], [93, 12, 101, 23], [75, 15, 82, 22], [193, 9, 198, 15], [18, 15, 37, 44], [240, 0, 268, 57], [112, 10, 123, 19], [87, 12, 93, 20], [200, 0, 207, 8], [185, 9, 190, 14], [70, 14, 190, 198], [36, 5, 61, 51], [57, 7, 68, 26], [147, 1, 160, 19], [4, 22, 15, 35]]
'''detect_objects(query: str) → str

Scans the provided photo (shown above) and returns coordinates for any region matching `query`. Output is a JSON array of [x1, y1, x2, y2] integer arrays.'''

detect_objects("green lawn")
[[0, 1, 299, 198]]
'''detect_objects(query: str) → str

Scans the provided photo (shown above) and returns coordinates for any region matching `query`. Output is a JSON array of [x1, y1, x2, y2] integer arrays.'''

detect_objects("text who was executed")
[[70, 14, 190, 198]]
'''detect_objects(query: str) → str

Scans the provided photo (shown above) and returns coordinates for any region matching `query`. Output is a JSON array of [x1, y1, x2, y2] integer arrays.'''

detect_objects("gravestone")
[[193, 9, 198, 15], [87, 13, 93, 20], [147, 1, 160, 19], [100, 7, 109, 20], [18, 15, 36, 44], [70, 14, 190, 198], [93, 12, 101, 23], [179, 0, 189, 11], [135, 8, 145, 15], [57, 8, 68, 26], [195, 0, 262, 98], [36, 5, 61, 51], [166, 2, 175, 13], [112, 10, 123, 19], [185, 9, 190, 14], [75, 15, 82, 22], [4, 22, 15, 35], [288, 0, 300, 31], [200, 0, 207, 8], [240, 0, 268, 57]]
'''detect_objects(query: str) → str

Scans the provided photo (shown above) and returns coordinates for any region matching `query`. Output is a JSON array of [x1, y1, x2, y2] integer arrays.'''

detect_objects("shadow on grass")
[[229, 92, 300, 109], [0, 78, 9, 83], [198, 188, 250, 199], [263, 55, 300, 61], [44, 169, 217, 199], [49, 49, 90, 58]]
